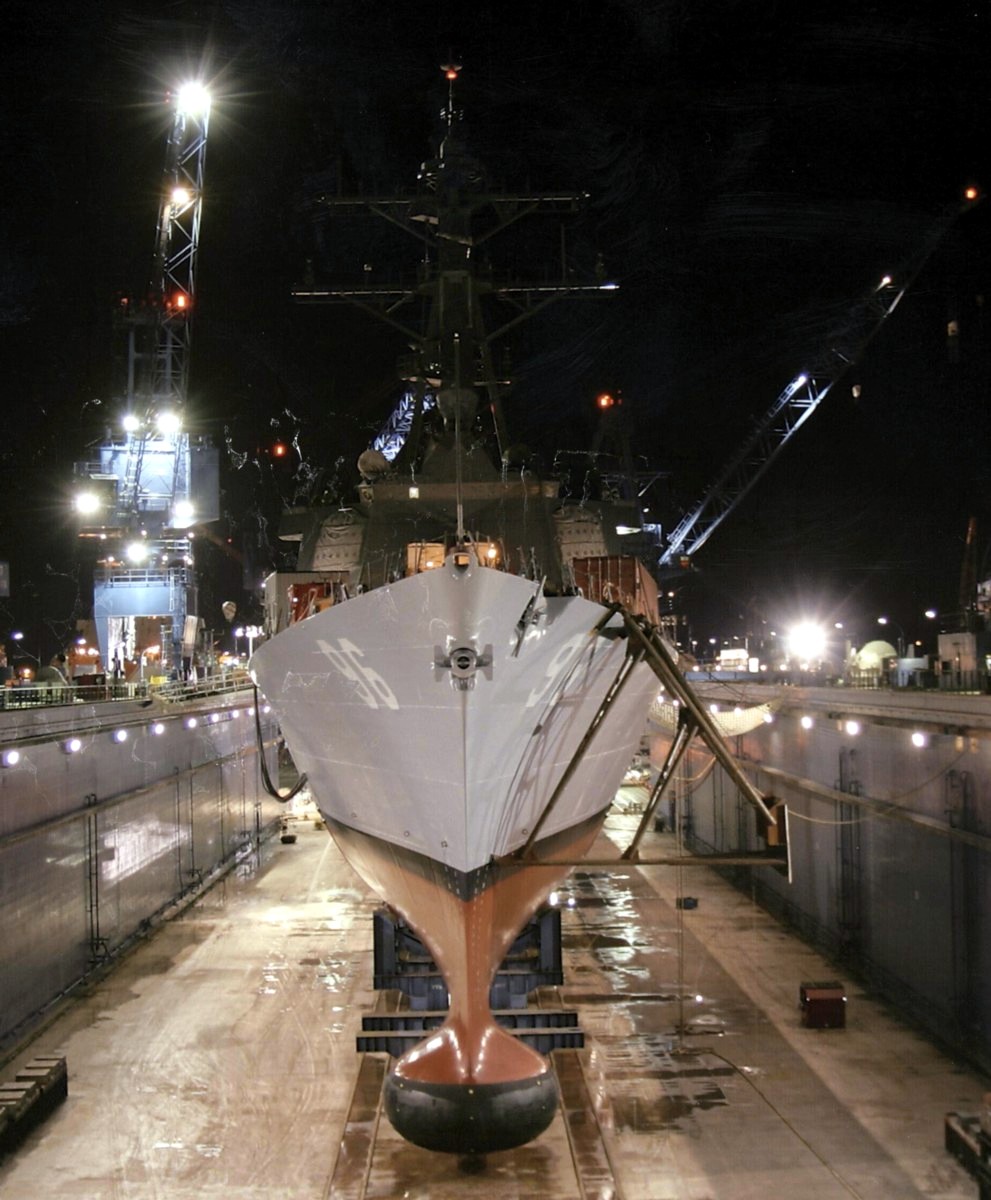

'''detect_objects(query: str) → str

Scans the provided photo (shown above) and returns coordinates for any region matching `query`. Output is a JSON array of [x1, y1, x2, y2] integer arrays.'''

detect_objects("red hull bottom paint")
[[328, 812, 606, 1153]]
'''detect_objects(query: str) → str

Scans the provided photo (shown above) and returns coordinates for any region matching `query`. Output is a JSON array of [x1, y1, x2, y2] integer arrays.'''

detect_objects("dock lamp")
[[171, 500, 195, 527], [175, 81, 211, 117], [73, 490, 102, 516], [785, 621, 827, 668], [72, 476, 118, 520], [155, 411, 182, 437]]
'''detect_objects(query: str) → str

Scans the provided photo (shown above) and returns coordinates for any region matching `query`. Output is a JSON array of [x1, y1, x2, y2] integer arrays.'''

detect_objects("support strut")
[[620, 615, 775, 825], [621, 708, 698, 860]]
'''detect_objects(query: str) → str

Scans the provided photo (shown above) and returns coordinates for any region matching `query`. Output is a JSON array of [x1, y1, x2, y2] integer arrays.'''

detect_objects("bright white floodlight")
[[122, 413, 141, 433], [156, 411, 182, 436], [176, 82, 211, 117], [786, 621, 827, 663], [173, 500, 195, 525], [126, 541, 149, 565], [74, 491, 101, 515]]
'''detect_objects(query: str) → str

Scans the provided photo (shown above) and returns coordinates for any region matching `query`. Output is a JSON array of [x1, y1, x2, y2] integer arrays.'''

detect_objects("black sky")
[[1, 1, 990, 656]]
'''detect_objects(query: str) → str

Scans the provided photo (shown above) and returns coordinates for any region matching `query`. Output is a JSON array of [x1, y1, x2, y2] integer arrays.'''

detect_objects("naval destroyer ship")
[[249, 66, 670, 1153]]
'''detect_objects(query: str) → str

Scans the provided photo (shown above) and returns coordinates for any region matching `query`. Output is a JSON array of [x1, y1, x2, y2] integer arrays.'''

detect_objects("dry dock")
[[0, 798, 984, 1199]]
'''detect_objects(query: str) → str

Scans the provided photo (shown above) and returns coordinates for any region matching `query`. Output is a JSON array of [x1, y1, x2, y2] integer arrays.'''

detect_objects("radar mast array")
[[293, 63, 616, 470]]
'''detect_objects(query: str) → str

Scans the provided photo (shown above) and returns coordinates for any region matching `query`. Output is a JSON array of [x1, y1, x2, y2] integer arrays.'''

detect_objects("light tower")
[[73, 82, 219, 678]]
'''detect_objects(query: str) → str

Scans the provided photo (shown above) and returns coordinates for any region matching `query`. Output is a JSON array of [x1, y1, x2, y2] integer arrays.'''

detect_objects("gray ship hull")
[[250, 553, 658, 879]]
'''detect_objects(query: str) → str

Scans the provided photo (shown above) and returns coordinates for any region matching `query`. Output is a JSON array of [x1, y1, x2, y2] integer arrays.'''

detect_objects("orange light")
[[272, 442, 288, 458], [173, 292, 188, 309], [597, 392, 615, 409], [964, 185, 980, 202]]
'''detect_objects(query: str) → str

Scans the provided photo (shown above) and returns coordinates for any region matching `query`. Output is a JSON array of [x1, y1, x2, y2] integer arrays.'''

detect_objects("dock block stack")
[[0, 1055, 68, 1156]]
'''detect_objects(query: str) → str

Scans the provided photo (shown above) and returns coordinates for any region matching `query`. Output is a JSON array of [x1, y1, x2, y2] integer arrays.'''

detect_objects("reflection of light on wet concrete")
[[560, 851, 735, 1137], [262, 907, 298, 925]]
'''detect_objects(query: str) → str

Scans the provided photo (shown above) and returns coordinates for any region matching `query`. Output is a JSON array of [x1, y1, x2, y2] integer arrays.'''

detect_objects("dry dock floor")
[[0, 797, 985, 1199]]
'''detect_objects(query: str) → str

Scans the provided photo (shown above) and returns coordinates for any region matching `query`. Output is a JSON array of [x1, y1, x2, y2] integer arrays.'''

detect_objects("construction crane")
[[72, 82, 219, 676], [659, 187, 983, 570]]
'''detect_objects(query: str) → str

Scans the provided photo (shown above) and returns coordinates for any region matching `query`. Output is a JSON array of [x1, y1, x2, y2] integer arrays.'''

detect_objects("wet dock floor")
[[0, 801, 984, 1198]]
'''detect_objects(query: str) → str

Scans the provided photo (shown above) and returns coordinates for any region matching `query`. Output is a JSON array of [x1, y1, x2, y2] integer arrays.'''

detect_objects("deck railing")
[[688, 666, 991, 694], [0, 670, 255, 712]]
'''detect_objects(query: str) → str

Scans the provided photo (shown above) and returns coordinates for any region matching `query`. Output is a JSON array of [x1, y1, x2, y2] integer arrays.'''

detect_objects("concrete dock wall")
[[0, 691, 283, 1048], [651, 683, 991, 1072]]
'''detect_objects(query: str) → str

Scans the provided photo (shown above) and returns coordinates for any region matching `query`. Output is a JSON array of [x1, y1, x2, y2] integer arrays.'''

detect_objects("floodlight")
[[176, 82, 210, 117], [786, 621, 826, 662], [74, 491, 101, 516], [156, 411, 182, 435]]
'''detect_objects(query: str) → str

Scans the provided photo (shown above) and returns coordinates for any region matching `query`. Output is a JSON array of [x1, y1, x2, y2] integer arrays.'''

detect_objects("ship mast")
[[293, 63, 615, 472]]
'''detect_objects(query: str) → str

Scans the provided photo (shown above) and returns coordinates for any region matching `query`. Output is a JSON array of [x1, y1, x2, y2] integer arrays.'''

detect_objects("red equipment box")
[[800, 980, 846, 1028]]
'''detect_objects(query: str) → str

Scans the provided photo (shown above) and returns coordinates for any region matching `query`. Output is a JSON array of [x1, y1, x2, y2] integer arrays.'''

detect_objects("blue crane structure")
[[72, 83, 219, 676]]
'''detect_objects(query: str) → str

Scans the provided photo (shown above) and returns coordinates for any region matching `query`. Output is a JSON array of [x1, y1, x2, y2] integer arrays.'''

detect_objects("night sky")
[[1, 2, 989, 660]]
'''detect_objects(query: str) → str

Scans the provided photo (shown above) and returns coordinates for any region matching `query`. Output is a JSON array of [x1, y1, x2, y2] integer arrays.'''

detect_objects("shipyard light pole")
[[73, 82, 219, 678]]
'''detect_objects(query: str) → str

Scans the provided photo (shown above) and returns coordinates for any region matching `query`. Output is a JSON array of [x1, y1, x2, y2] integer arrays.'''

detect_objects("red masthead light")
[[441, 62, 461, 82]]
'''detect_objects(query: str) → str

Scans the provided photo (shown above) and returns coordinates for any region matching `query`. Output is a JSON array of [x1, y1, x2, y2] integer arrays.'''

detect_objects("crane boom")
[[659, 190, 982, 568], [149, 83, 210, 416]]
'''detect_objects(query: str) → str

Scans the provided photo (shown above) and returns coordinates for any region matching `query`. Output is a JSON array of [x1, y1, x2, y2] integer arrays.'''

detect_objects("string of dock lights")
[[0, 702, 272, 766]]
